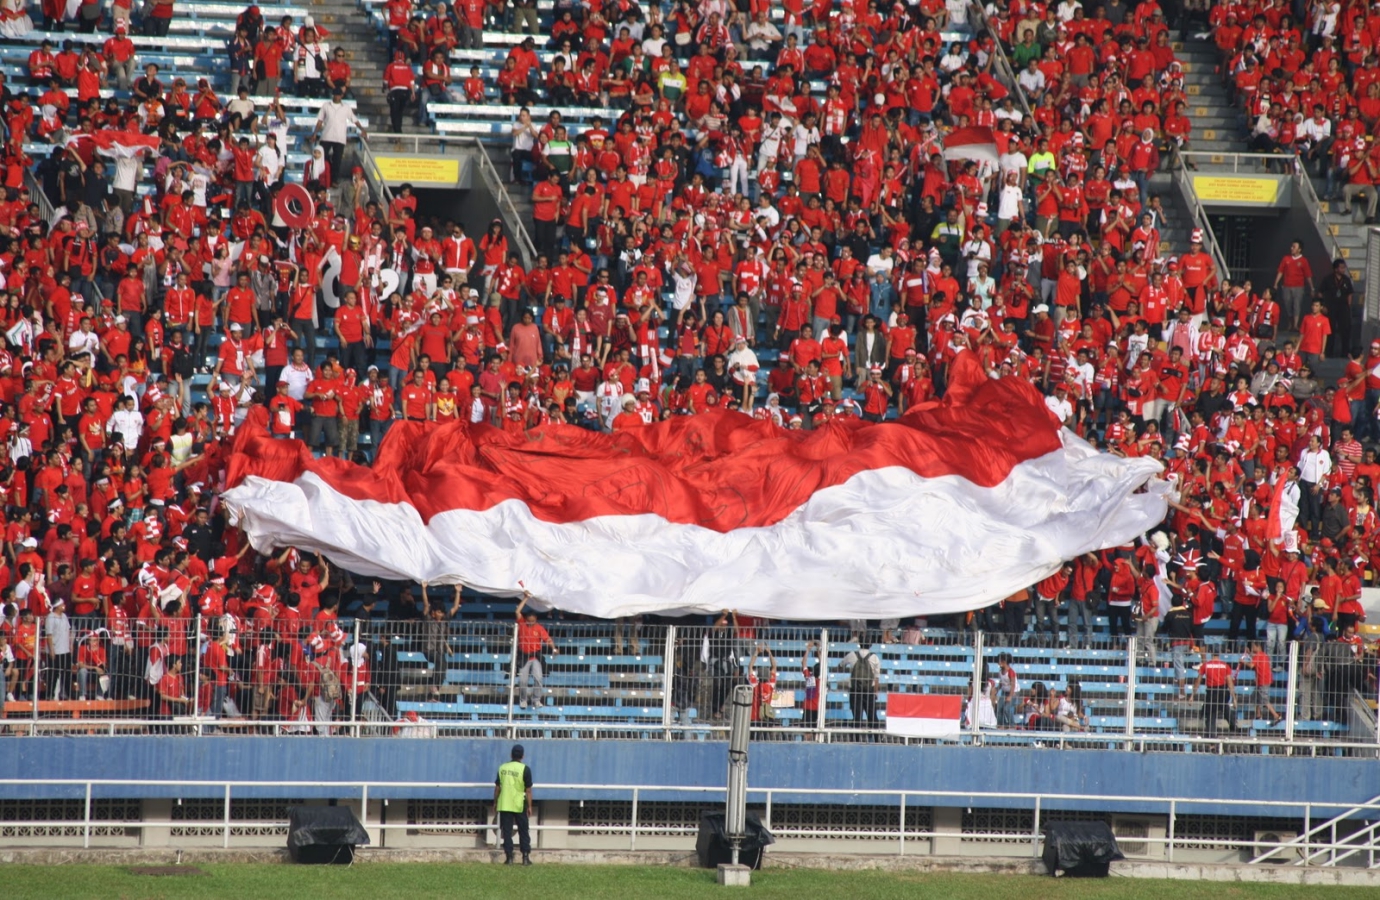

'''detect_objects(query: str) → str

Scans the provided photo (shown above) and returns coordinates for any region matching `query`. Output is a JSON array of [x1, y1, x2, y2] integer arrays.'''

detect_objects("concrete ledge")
[[1, 848, 1377, 886]]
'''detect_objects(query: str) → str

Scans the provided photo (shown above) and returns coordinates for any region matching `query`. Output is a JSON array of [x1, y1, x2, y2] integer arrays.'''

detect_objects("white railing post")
[[506, 621, 519, 734], [1031, 795, 1041, 857], [970, 630, 984, 739], [660, 625, 675, 739], [629, 787, 638, 851], [83, 781, 92, 849], [192, 615, 203, 722], [1125, 637, 1137, 741], [817, 627, 829, 741], [222, 782, 232, 849], [351, 619, 361, 730], [32, 616, 42, 724], [1285, 640, 1299, 745], [899, 792, 906, 856], [1168, 799, 1176, 862]]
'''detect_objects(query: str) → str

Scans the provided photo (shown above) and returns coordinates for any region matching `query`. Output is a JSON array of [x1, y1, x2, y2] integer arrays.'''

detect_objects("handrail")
[[3, 712, 1375, 754], [1292, 154, 1350, 269], [362, 131, 536, 268], [4, 776, 1380, 860], [971, 3, 1033, 121], [1168, 150, 1232, 282], [1250, 791, 1380, 864], [24, 169, 56, 224], [353, 135, 395, 210]]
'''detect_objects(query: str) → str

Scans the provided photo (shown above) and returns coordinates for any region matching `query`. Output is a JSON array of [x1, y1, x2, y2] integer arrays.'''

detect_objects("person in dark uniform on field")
[[493, 743, 534, 865]]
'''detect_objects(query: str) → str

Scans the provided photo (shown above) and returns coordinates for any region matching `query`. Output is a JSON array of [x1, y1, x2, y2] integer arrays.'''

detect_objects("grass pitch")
[[1, 863, 1374, 900]]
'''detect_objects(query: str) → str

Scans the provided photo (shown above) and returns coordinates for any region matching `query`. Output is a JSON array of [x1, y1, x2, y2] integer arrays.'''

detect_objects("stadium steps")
[[1172, 38, 1246, 155]]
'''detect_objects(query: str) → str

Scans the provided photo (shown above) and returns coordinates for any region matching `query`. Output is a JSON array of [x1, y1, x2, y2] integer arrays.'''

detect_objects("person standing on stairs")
[[1272, 241, 1314, 332], [1317, 258, 1354, 359], [383, 50, 416, 135], [310, 87, 365, 186]]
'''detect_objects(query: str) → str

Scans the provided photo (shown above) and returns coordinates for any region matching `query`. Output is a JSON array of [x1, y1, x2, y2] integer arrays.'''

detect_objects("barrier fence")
[[1, 618, 1375, 753]]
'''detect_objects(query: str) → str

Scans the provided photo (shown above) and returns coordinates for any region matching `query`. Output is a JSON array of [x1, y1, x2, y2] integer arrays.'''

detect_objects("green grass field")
[[1, 864, 1374, 900]]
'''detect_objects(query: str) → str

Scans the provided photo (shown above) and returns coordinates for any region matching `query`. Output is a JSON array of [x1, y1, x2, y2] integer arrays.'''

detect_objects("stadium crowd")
[[0, 0, 1374, 732]]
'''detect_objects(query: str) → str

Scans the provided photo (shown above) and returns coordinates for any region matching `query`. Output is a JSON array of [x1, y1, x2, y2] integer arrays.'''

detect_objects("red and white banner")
[[68, 130, 161, 159], [941, 126, 999, 168], [884, 693, 964, 738], [221, 352, 1166, 619]]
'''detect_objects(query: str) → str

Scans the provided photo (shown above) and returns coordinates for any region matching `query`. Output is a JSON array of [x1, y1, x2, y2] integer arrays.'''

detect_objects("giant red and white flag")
[[221, 352, 1166, 619], [68, 129, 161, 159], [941, 126, 999, 168]]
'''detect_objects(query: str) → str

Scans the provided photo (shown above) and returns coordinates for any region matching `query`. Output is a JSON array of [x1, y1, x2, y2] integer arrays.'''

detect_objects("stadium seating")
[[362, 617, 1358, 745]]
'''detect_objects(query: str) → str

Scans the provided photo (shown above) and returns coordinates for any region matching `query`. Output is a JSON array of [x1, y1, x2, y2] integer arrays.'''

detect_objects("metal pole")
[[1031, 795, 1041, 857], [630, 787, 638, 851], [1167, 799, 1176, 862], [1124, 637, 1137, 742], [222, 783, 232, 849], [817, 627, 829, 742], [361, 784, 369, 837], [32, 616, 41, 724], [725, 683, 752, 866], [83, 781, 92, 849], [506, 621, 519, 736], [192, 615, 203, 722], [970, 630, 984, 739], [1284, 640, 1298, 744], [899, 792, 906, 856], [351, 619, 361, 729], [660, 625, 675, 739]]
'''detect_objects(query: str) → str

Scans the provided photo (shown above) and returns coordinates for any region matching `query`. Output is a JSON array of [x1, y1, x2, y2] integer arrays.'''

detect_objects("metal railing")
[[24, 169, 56, 224], [3, 776, 1379, 865], [3, 620, 1375, 756], [1167, 150, 1232, 282], [353, 134, 395, 210], [971, 3, 1032, 121], [357, 132, 536, 268]]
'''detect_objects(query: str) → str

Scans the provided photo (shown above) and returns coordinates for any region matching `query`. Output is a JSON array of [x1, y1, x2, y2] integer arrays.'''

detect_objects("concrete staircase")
[[1310, 194, 1371, 279], [1173, 37, 1244, 156], [313, 0, 427, 136]]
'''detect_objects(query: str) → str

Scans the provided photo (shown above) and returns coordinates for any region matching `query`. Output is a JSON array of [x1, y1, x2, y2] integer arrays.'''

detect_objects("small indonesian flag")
[[884, 694, 964, 739]]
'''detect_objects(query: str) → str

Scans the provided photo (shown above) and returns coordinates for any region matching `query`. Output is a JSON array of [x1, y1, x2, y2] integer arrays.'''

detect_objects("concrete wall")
[[1, 738, 1373, 817]]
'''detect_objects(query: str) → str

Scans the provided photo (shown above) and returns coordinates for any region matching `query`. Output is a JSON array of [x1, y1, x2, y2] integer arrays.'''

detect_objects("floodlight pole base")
[[716, 863, 752, 887]]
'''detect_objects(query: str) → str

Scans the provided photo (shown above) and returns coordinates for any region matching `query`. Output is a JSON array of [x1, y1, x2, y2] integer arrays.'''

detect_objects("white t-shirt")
[[997, 183, 1024, 220], [278, 362, 313, 401], [1044, 394, 1073, 423], [671, 270, 697, 310]]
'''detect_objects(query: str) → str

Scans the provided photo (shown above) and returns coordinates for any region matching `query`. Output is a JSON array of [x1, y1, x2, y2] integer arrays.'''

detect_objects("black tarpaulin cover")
[[696, 812, 776, 870], [1041, 821, 1124, 877], [287, 806, 370, 864]]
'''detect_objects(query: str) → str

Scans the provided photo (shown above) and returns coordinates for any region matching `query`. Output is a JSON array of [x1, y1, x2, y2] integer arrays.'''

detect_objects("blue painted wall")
[[1, 738, 1372, 817]]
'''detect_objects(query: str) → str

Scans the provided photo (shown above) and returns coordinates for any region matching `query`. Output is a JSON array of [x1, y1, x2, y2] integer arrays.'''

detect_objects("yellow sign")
[[373, 156, 460, 185], [1191, 175, 1284, 206]]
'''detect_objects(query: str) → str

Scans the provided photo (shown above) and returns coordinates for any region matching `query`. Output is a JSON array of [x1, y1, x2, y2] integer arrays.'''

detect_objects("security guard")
[[493, 743, 534, 865]]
